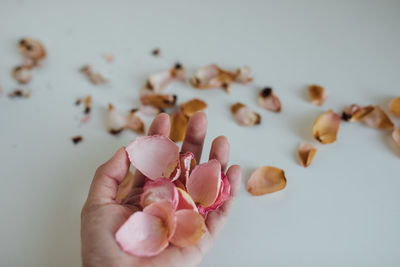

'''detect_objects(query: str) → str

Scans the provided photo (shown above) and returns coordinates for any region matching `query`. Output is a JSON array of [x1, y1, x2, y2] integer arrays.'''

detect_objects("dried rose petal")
[[125, 135, 180, 180], [341, 104, 374, 122], [18, 38, 46, 61], [231, 102, 261, 126], [80, 65, 108, 85], [234, 66, 253, 84], [140, 178, 179, 209], [169, 111, 189, 142], [258, 87, 281, 112], [362, 106, 394, 130], [297, 143, 317, 167], [247, 166, 287, 196], [140, 94, 177, 109], [126, 110, 145, 134], [12, 66, 32, 84], [190, 64, 235, 91], [8, 89, 31, 98], [178, 152, 195, 186], [308, 85, 327, 106], [138, 105, 163, 116], [312, 110, 341, 144], [84, 95, 92, 114], [145, 63, 185, 93], [393, 128, 400, 148], [169, 210, 206, 247], [151, 48, 161, 57], [180, 98, 208, 117], [107, 103, 127, 135], [389, 97, 400, 117], [71, 136, 83, 145]]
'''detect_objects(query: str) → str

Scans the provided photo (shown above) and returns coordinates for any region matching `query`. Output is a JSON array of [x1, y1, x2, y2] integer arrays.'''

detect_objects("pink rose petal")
[[187, 159, 221, 208], [176, 188, 198, 211], [169, 210, 206, 248], [126, 135, 180, 180], [143, 201, 176, 239], [115, 212, 169, 257], [178, 152, 195, 185], [140, 178, 179, 209]]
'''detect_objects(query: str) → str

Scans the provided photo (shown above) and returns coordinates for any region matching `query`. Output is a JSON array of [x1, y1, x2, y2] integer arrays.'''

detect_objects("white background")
[[1, 0, 400, 266]]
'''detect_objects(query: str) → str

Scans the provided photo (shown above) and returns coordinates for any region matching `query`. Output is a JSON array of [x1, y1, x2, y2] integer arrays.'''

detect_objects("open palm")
[[81, 112, 241, 267]]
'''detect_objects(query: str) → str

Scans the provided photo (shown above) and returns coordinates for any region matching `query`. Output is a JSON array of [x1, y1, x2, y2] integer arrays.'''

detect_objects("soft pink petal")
[[176, 188, 198, 211], [115, 212, 169, 257], [140, 178, 179, 209], [126, 135, 180, 180], [169, 210, 206, 247], [187, 159, 221, 208], [143, 201, 176, 239], [178, 152, 195, 185]]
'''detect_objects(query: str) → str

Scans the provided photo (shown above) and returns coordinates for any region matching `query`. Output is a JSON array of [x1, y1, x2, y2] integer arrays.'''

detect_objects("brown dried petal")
[[71, 136, 83, 145], [152, 48, 161, 57], [389, 97, 400, 117], [126, 110, 145, 134], [8, 89, 31, 98], [258, 87, 281, 112], [308, 85, 327, 106], [140, 94, 177, 109], [247, 166, 287, 196], [392, 128, 400, 148], [312, 110, 341, 144], [180, 98, 208, 117], [362, 106, 394, 130], [231, 102, 261, 126], [18, 38, 46, 60], [169, 111, 189, 142], [146, 63, 185, 93], [80, 65, 108, 85], [234, 66, 253, 84], [107, 103, 126, 134], [12, 66, 32, 84], [297, 143, 317, 167], [190, 64, 235, 91], [84, 95, 92, 114]]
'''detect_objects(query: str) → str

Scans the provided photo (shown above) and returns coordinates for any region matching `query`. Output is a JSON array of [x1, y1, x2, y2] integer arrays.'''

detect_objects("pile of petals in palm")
[[115, 135, 231, 256]]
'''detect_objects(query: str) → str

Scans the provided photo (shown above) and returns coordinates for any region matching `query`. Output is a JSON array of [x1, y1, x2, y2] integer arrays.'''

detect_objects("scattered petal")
[[71, 136, 83, 145], [107, 103, 126, 135], [138, 105, 163, 116], [187, 159, 221, 208], [12, 66, 32, 84], [151, 48, 161, 57], [180, 98, 208, 117], [169, 111, 189, 142], [176, 188, 198, 211], [362, 106, 394, 130], [297, 143, 317, 167], [18, 38, 46, 62], [126, 135, 180, 180], [143, 201, 176, 239], [145, 63, 185, 93], [389, 97, 400, 117], [8, 89, 31, 98], [231, 102, 261, 126], [258, 87, 281, 112], [393, 128, 400, 148], [140, 94, 177, 109], [84, 95, 92, 114], [308, 85, 327, 106], [140, 178, 179, 209], [247, 166, 287, 196], [234, 66, 253, 84], [80, 65, 108, 85], [115, 212, 169, 257], [312, 110, 341, 144], [190, 64, 234, 91], [169, 210, 206, 247], [126, 110, 145, 134], [178, 152, 195, 185]]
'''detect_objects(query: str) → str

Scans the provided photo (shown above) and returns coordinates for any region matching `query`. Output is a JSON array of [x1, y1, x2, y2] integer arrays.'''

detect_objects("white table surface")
[[1, 0, 400, 266]]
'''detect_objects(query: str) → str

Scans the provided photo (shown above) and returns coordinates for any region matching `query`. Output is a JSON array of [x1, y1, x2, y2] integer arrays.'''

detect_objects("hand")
[[81, 112, 242, 267]]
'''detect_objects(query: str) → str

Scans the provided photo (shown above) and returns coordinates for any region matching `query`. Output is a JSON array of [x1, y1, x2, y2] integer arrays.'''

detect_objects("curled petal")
[[362, 106, 394, 130], [178, 152, 195, 185], [143, 201, 176, 239], [312, 110, 341, 144], [234, 66, 253, 84], [389, 97, 400, 117], [18, 38, 46, 61], [190, 64, 234, 91], [115, 212, 169, 257], [187, 159, 221, 208], [146, 63, 185, 93], [140, 94, 177, 109], [247, 166, 287, 196], [169, 210, 206, 247], [138, 105, 163, 116], [126, 135, 180, 180], [169, 111, 189, 142], [231, 102, 261, 126], [80, 65, 108, 85], [197, 172, 230, 217], [393, 128, 400, 148], [308, 85, 327, 106], [180, 98, 208, 117], [176, 188, 198, 211], [12, 66, 32, 84], [258, 87, 281, 112], [107, 103, 127, 135], [140, 178, 179, 209], [297, 143, 317, 168], [126, 110, 145, 134]]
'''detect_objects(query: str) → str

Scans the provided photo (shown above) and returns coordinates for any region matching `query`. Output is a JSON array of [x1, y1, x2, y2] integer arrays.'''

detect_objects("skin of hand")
[[81, 112, 242, 267]]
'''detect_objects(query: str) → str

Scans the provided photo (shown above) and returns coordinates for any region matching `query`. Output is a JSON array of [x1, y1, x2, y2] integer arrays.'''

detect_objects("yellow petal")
[[169, 111, 189, 142]]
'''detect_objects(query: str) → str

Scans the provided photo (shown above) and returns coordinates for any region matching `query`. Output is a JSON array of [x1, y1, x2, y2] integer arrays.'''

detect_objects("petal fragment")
[[297, 143, 318, 167], [180, 98, 208, 117], [231, 102, 261, 126], [18, 38, 46, 61], [247, 166, 287, 196], [12, 66, 32, 84], [341, 104, 373, 122], [169, 210, 206, 248], [176, 188, 198, 211], [234, 66, 253, 84], [362, 106, 394, 130], [115, 212, 169, 257], [393, 128, 400, 148], [140, 178, 179, 209], [190, 64, 233, 90], [145, 63, 185, 93], [169, 111, 189, 142], [389, 97, 400, 117], [312, 110, 341, 144], [140, 94, 177, 109], [258, 87, 281, 112], [107, 103, 127, 135], [178, 152, 195, 185], [308, 85, 327, 106], [126, 135, 180, 180], [143, 201, 176, 239], [187, 159, 222, 207]]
